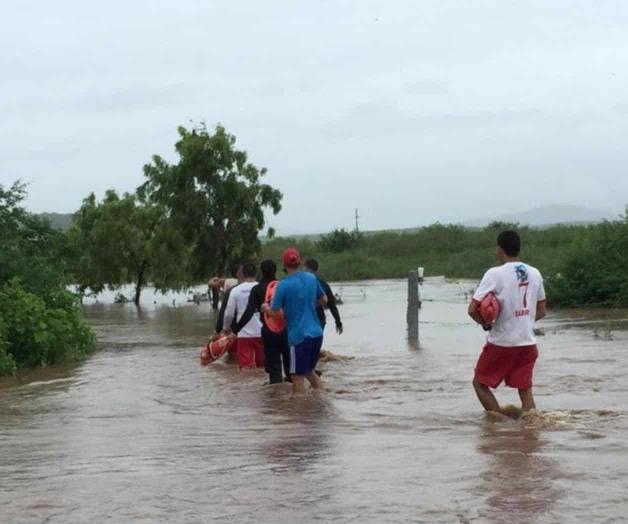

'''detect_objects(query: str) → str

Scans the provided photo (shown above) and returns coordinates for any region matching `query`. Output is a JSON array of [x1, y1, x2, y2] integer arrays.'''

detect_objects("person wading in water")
[[468, 230, 547, 417], [304, 258, 343, 335], [263, 248, 327, 395], [234, 259, 290, 384]]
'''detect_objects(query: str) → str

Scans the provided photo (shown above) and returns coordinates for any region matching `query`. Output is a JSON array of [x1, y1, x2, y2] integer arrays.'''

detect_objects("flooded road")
[[1, 279, 627, 523]]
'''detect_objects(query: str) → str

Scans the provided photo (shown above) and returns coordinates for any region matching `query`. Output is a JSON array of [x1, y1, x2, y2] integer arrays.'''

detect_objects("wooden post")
[[407, 271, 419, 344]]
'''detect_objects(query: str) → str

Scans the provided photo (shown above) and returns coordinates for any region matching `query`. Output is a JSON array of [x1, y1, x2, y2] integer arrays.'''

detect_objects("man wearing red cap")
[[468, 231, 547, 416], [262, 248, 327, 395]]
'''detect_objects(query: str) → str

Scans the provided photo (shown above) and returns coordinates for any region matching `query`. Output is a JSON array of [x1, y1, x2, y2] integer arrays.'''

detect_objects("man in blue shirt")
[[263, 248, 327, 395]]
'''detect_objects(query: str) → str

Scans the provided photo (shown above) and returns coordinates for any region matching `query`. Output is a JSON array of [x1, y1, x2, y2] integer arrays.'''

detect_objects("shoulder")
[[482, 266, 500, 279], [525, 264, 543, 280], [304, 272, 321, 288]]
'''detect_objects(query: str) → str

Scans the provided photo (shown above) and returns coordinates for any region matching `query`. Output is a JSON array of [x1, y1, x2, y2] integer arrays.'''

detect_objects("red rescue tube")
[[480, 292, 500, 325], [200, 334, 236, 366], [264, 280, 285, 334]]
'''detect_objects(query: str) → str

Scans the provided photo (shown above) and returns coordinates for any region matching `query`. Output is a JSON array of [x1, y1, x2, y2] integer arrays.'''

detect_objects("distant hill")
[[38, 213, 74, 231], [465, 205, 617, 228]]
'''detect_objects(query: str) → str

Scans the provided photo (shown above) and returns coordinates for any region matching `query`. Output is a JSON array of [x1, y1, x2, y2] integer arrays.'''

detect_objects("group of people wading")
[[208, 248, 343, 395], [206, 230, 547, 416]]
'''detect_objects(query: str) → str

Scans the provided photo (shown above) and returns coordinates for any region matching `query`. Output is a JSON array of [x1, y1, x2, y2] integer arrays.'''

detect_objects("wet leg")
[[473, 379, 500, 412], [519, 388, 536, 412], [292, 375, 306, 395], [265, 343, 283, 384], [305, 370, 324, 391]]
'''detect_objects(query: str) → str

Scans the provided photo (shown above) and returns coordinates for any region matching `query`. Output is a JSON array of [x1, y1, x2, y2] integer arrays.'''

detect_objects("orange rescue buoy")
[[264, 280, 285, 334], [200, 334, 236, 366]]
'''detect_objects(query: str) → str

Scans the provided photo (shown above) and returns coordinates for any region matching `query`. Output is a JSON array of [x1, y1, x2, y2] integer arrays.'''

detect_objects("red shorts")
[[474, 343, 538, 389], [237, 338, 265, 369]]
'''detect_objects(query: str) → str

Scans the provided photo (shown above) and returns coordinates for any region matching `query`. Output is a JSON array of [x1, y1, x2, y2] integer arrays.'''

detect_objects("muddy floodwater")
[[1, 279, 627, 523]]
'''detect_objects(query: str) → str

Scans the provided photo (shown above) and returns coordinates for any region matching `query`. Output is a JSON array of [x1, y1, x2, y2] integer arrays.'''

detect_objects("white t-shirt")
[[223, 282, 262, 339], [473, 262, 546, 347]]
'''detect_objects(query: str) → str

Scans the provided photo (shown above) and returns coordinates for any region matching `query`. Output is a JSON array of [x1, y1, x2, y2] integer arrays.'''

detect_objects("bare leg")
[[518, 388, 536, 412], [305, 370, 324, 391], [292, 375, 307, 395], [473, 379, 500, 412]]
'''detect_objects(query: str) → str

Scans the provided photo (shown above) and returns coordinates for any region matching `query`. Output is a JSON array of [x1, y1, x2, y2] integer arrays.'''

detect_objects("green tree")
[[69, 190, 191, 306], [140, 124, 282, 278]]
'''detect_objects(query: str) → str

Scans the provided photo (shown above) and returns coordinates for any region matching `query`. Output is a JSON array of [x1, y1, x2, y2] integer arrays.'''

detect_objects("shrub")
[[0, 279, 95, 371]]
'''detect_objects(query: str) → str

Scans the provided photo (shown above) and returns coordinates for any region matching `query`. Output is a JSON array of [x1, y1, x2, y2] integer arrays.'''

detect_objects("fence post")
[[407, 271, 419, 344]]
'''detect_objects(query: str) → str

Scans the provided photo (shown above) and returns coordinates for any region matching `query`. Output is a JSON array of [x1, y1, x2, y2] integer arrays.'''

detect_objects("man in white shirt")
[[468, 230, 547, 415], [223, 262, 264, 369]]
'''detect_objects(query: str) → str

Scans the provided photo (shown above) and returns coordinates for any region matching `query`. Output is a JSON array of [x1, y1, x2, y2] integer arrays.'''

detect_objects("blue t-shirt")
[[271, 271, 324, 346]]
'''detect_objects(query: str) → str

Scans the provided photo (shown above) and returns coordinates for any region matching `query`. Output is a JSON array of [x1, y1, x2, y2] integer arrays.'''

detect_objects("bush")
[[318, 229, 363, 253], [0, 280, 95, 370], [261, 221, 628, 308], [0, 181, 96, 375], [546, 219, 628, 307], [0, 320, 17, 375]]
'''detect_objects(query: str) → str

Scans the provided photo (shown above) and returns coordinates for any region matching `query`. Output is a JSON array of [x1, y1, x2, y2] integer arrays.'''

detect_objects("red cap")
[[282, 247, 301, 268]]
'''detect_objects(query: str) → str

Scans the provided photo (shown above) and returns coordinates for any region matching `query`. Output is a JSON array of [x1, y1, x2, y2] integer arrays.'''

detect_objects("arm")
[[214, 288, 231, 333], [469, 271, 495, 328], [536, 300, 546, 321], [468, 299, 485, 326], [222, 291, 237, 334], [321, 279, 342, 332], [536, 273, 547, 321], [316, 279, 328, 308]]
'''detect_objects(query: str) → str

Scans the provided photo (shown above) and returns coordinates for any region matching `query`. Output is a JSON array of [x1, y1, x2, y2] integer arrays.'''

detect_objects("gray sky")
[[2, 0, 627, 234]]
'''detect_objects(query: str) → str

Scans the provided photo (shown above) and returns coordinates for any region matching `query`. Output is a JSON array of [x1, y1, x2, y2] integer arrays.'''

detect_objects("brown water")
[[1, 279, 627, 523]]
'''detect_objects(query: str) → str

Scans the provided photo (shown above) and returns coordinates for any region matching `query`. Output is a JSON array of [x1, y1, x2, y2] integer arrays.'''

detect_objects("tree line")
[[263, 219, 628, 307]]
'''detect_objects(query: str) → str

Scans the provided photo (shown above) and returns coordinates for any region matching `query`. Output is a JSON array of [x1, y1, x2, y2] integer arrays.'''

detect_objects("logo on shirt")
[[515, 264, 530, 315], [515, 264, 528, 283]]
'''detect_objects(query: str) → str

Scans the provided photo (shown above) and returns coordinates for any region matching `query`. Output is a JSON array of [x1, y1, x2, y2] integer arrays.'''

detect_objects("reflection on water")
[[476, 420, 562, 523], [1, 279, 627, 523]]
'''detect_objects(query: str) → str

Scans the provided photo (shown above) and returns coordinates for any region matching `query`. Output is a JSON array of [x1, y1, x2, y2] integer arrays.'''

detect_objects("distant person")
[[223, 262, 264, 369], [468, 230, 547, 416], [214, 264, 243, 342], [234, 259, 290, 384], [304, 258, 343, 335], [208, 275, 223, 310], [263, 248, 327, 395]]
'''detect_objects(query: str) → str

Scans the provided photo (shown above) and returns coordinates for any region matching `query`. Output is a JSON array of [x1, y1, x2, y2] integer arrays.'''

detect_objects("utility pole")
[[354, 208, 360, 233]]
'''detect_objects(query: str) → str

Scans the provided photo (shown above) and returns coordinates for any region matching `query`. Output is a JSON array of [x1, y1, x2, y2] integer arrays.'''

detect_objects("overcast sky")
[[2, 1, 627, 234]]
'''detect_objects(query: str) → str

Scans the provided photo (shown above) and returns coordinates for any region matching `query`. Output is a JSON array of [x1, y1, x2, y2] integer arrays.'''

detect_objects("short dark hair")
[[241, 262, 257, 278], [260, 259, 277, 280], [497, 230, 521, 257], [229, 262, 242, 278], [304, 258, 319, 272]]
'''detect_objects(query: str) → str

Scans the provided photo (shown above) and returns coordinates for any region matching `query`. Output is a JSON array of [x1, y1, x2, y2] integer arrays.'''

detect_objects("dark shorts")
[[474, 343, 538, 389], [290, 336, 323, 376]]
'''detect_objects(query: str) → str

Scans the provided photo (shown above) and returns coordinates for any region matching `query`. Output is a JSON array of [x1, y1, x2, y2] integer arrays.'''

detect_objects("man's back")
[[272, 272, 323, 346], [474, 262, 545, 347], [225, 282, 262, 338]]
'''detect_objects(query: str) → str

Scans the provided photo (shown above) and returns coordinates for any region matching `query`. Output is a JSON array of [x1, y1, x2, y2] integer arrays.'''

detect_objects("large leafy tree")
[[140, 124, 282, 278], [69, 190, 191, 305]]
